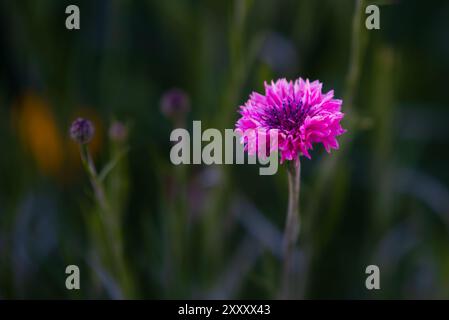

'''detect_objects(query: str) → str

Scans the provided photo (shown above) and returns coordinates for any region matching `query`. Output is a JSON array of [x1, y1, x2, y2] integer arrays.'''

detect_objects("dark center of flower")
[[260, 98, 310, 133]]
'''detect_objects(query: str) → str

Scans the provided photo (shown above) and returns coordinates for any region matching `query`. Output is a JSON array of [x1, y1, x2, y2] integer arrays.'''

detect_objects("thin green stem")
[[344, 0, 365, 114], [281, 158, 301, 299], [79, 144, 134, 298], [80, 144, 108, 212]]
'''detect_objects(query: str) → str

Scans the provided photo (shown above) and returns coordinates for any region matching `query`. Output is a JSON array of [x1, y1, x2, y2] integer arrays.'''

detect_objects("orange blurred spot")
[[14, 92, 64, 177]]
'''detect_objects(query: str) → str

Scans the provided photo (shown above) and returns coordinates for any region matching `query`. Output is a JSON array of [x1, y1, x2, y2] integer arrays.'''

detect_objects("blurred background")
[[1, 0, 449, 299]]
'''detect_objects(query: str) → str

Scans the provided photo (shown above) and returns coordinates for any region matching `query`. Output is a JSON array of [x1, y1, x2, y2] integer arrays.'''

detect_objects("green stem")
[[281, 158, 301, 299], [80, 144, 108, 212], [79, 144, 134, 298], [344, 0, 365, 114]]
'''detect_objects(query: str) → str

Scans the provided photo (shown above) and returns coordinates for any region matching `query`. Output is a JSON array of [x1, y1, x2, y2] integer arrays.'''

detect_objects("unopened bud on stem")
[[70, 118, 95, 144]]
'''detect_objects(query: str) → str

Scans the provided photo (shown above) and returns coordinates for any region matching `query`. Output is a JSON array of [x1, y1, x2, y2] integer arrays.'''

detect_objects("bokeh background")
[[1, 0, 449, 299]]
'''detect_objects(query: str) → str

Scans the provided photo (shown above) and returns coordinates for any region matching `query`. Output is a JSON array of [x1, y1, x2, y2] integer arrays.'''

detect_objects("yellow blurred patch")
[[14, 92, 64, 177]]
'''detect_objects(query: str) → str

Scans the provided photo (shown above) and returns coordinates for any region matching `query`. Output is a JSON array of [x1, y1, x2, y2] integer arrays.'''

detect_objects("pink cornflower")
[[236, 78, 346, 162]]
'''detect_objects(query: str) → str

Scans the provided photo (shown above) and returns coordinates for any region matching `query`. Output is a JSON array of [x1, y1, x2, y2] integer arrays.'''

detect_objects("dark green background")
[[0, 0, 448, 299]]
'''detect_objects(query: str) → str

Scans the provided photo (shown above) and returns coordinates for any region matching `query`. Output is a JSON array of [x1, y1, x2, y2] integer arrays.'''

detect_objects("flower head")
[[236, 78, 346, 162], [70, 118, 95, 144], [160, 88, 190, 119], [108, 121, 128, 142]]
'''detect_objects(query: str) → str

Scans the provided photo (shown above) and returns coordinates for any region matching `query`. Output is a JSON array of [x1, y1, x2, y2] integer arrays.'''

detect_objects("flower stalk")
[[281, 157, 301, 299], [80, 144, 108, 211], [79, 143, 134, 298]]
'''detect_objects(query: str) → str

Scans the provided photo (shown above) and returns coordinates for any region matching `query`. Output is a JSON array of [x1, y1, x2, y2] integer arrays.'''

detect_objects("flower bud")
[[160, 88, 190, 119], [108, 121, 128, 142], [70, 118, 95, 144]]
